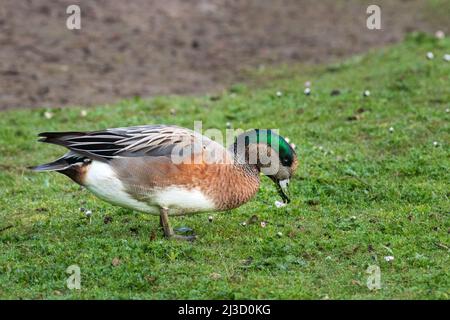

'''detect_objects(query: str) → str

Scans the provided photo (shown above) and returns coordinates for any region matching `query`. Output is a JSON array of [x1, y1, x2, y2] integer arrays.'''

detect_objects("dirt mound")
[[0, 0, 447, 110]]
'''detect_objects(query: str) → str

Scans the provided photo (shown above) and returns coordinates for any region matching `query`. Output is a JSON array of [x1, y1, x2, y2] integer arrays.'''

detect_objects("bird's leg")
[[159, 207, 197, 241], [159, 207, 174, 238], [159, 215, 164, 229]]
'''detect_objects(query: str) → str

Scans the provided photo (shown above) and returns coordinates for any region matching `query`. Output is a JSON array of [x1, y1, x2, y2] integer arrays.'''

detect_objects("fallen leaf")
[[347, 115, 361, 121], [112, 257, 121, 267], [351, 280, 362, 286], [306, 199, 320, 206], [247, 215, 259, 224], [288, 230, 297, 238], [104, 216, 113, 224], [356, 107, 366, 114], [330, 89, 341, 96], [240, 257, 253, 266], [210, 272, 222, 280], [145, 276, 157, 284]]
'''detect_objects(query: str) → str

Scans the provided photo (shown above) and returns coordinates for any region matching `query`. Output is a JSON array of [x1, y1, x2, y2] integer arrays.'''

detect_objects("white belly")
[[84, 161, 158, 213], [152, 186, 216, 215], [83, 161, 215, 215]]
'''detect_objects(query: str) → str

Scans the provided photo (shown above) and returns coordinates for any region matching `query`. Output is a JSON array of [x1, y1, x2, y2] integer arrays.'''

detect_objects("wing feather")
[[38, 125, 216, 161]]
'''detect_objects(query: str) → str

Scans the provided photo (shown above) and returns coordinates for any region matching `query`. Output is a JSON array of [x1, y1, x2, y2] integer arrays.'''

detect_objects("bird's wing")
[[37, 125, 223, 161]]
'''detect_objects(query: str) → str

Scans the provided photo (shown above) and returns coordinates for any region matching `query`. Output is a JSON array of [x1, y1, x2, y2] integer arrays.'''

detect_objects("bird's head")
[[233, 129, 298, 203]]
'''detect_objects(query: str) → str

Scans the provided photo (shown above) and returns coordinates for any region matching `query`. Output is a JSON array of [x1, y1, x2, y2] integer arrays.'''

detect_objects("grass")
[[0, 33, 449, 299]]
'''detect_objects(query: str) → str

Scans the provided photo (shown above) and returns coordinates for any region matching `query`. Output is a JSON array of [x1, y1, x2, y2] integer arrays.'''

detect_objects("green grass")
[[0, 33, 449, 299]]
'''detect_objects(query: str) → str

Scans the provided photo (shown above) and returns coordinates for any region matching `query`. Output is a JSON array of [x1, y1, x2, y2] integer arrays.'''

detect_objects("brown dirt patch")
[[0, 0, 448, 110]]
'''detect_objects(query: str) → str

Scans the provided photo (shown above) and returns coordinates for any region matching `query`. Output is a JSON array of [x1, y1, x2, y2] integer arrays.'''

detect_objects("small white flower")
[[389, 127, 394, 133], [275, 201, 287, 208], [435, 30, 445, 39], [80, 110, 88, 117], [363, 90, 371, 97], [241, 221, 247, 226], [444, 54, 450, 62], [276, 91, 283, 97], [276, 231, 283, 237], [44, 111, 54, 119], [208, 215, 213, 222], [226, 121, 232, 129], [445, 108, 450, 113], [285, 137, 290, 143], [433, 141, 439, 147], [304, 88, 311, 95], [384, 256, 394, 262], [426, 52, 434, 60], [260, 221, 267, 228], [85, 210, 92, 217]]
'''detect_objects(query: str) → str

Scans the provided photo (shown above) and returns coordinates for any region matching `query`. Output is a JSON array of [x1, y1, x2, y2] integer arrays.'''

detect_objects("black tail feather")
[[37, 131, 85, 147], [29, 149, 87, 172], [35, 131, 120, 161], [28, 158, 71, 172]]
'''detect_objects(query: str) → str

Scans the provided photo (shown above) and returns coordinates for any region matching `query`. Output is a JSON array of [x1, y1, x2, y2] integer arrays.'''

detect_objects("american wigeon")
[[30, 125, 298, 239]]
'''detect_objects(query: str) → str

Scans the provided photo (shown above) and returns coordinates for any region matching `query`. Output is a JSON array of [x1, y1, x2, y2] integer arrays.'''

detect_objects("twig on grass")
[[0, 224, 14, 233]]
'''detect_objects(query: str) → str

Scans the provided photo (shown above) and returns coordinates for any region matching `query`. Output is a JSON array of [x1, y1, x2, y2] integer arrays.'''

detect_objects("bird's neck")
[[228, 143, 260, 178]]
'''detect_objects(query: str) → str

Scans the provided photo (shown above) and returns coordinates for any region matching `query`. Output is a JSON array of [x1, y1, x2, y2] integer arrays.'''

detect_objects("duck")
[[30, 125, 298, 240]]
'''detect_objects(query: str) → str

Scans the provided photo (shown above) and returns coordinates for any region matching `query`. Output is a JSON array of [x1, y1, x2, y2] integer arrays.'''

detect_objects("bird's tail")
[[29, 151, 86, 172], [28, 157, 72, 172]]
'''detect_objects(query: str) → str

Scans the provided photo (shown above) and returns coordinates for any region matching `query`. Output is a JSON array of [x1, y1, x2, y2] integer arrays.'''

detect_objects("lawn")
[[0, 33, 448, 299]]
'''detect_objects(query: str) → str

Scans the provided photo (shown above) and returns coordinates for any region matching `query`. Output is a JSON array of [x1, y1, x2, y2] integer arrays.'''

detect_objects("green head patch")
[[236, 129, 295, 166]]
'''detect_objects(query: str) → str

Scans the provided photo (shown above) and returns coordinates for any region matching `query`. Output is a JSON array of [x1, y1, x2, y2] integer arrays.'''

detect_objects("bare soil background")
[[0, 0, 448, 110]]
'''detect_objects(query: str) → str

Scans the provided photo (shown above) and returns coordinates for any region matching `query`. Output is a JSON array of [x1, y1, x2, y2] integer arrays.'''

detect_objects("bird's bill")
[[276, 178, 290, 203]]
